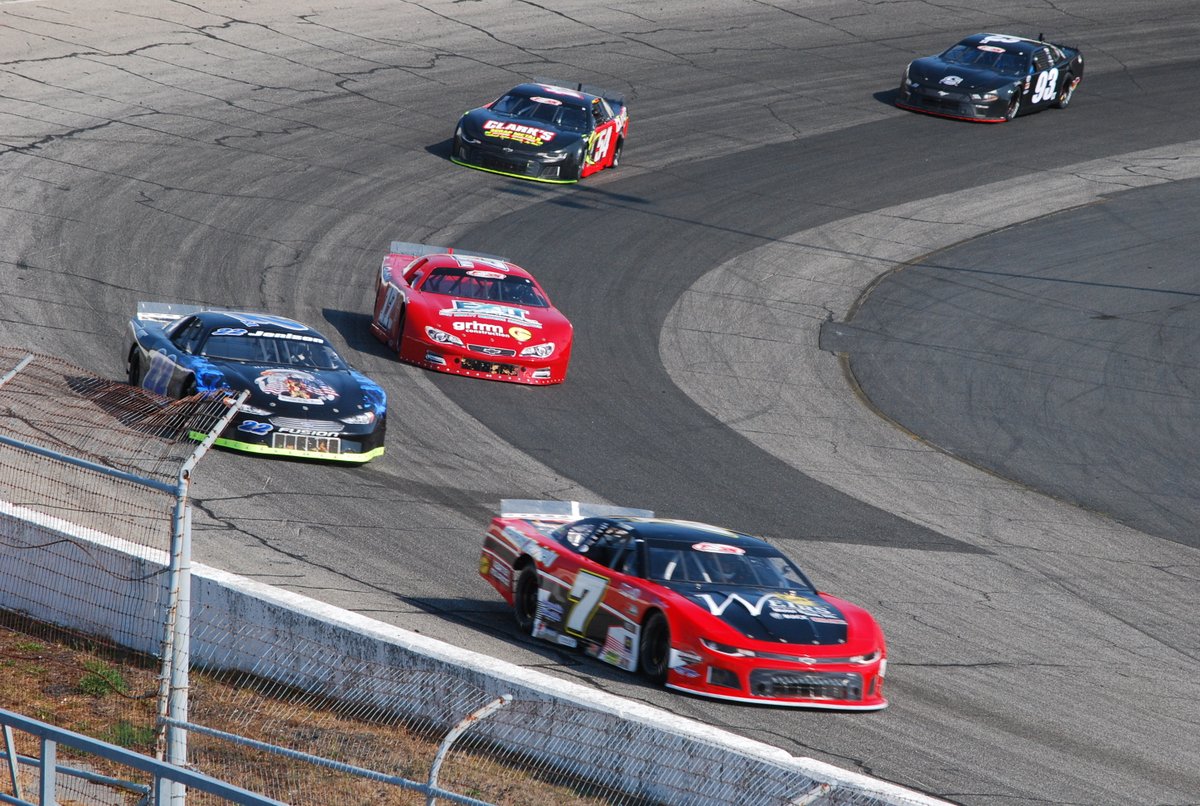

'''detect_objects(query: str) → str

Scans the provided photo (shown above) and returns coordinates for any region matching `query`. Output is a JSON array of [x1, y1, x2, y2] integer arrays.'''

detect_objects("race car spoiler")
[[500, 499, 653, 523], [136, 301, 231, 324], [531, 78, 626, 110], [388, 241, 508, 263]]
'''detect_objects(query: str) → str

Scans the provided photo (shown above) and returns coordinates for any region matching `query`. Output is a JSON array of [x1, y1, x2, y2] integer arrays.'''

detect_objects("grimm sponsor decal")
[[453, 320, 507, 337], [483, 119, 556, 147], [255, 369, 338, 404], [440, 300, 543, 328]]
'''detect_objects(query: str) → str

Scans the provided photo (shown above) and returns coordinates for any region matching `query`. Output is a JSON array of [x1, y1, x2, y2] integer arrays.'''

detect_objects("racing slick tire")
[[1005, 94, 1021, 121], [639, 610, 670, 684], [127, 350, 142, 386], [513, 564, 540, 635], [1054, 74, 1077, 109]]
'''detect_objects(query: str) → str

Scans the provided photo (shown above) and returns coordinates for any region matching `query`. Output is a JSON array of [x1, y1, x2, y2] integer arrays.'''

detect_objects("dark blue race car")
[[897, 33, 1083, 122], [126, 303, 386, 463]]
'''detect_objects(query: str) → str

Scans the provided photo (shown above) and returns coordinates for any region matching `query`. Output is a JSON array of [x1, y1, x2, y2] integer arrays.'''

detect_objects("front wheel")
[[1005, 94, 1021, 121], [638, 611, 670, 684], [127, 351, 142, 386], [1054, 74, 1077, 109], [513, 564, 539, 635]]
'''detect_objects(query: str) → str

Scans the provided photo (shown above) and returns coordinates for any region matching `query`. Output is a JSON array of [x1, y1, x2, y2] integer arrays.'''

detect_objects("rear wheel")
[[639, 611, 670, 684], [1005, 94, 1021, 121], [1054, 74, 1077, 108], [127, 351, 141, 386], [513, 564, 539, 635]]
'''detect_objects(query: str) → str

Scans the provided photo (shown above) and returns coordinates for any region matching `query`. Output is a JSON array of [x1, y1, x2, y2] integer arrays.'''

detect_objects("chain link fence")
[[0, 347, 940, 806]]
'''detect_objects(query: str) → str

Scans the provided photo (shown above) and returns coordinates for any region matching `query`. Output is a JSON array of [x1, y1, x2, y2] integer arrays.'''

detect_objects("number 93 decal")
[[1031, 68, 1059, 103]]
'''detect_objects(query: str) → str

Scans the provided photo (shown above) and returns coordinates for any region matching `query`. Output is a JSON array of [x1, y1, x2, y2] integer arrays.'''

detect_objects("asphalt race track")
[[2, 2, 1198, 804]]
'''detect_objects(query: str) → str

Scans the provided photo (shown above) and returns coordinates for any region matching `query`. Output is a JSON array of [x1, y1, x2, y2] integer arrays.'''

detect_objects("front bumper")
[[400, 334, 566, 385], [896, 82, 1011, 123], [452, 140, 580, 184], [190, 412, 386, 463], [666, 649, 887, 710]]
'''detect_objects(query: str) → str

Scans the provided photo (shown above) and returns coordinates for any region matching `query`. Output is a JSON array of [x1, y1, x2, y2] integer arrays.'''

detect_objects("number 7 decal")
[[565, 569, 610, 636]]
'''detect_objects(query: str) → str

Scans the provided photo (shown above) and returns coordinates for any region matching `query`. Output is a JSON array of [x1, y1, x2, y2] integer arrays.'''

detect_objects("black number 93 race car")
[[126, 303, 387, 463], [452, 81, 629, 184], [896, 32, 1083, 122]]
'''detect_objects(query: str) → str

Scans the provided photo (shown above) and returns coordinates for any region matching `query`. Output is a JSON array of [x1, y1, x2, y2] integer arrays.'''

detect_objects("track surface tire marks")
[[2, 2, 1199, 804]]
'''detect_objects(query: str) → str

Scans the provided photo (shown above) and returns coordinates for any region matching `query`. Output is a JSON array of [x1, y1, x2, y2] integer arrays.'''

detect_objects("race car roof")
[[195, 310, 326, 338], [958, 33, 1043, 55], [599, 517, 780, 552], [507, 82, 596, 108]]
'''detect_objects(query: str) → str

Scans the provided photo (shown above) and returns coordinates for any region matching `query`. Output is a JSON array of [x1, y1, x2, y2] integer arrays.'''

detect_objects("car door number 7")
[[565, 570, 609, 636]]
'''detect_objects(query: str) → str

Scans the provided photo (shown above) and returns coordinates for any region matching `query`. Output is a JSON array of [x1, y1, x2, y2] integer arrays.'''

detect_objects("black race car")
[[126, 303, 387, 462], [897, 33, 1083, 122], [451, 82, 629, 184]]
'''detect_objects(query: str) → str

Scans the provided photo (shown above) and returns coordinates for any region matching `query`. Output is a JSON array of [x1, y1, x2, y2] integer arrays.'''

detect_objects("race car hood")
[[458, 108, 585, 154], [907, 56, 1018, 93], [419, 296, 572, 350], [675, 585, 850, 645], [207, 361, 385, 417]]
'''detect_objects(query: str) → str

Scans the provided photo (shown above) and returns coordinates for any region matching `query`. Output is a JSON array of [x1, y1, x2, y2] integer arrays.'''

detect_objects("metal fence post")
[[426, 695, 512, 806], [154, 390, 247, 799]]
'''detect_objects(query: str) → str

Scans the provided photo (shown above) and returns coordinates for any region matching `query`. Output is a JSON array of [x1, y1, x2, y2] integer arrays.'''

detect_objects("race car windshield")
[[420, 268, 549, 307], [202, 333, 347, 370], [490, 94, 590, 133], [646, 544, 814, 590], [940, 44, 1028, 77]]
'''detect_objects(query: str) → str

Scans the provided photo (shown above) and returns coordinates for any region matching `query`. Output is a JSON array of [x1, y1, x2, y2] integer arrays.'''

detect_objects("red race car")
[[370, 243, 573, 385], [480, 501, 888, 709]]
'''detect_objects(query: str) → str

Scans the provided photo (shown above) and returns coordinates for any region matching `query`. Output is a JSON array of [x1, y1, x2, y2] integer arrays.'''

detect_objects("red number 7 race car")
[[479, 501, 888, 709]]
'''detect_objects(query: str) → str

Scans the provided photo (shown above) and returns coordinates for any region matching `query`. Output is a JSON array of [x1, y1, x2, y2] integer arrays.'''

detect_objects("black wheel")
[[127, 350, 142, 386], [513, 564, 539, 635], [638, 611, 670, 684], [1054, 74, 1076, 109], [1005, 94, 1021, 121], [610, 138, 622, 169]]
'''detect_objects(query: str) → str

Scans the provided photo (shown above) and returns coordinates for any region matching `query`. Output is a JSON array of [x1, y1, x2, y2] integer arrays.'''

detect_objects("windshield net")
[[420, 268, 549, 307], [941, 44, 1028, 77], [491, 94, 590, 133], [646, 544, 812, 589], [203, 333, 345, 370]]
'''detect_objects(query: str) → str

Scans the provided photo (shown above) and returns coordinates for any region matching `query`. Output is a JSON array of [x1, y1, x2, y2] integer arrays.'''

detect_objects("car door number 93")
[[1031, 68, 1059, 103]]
